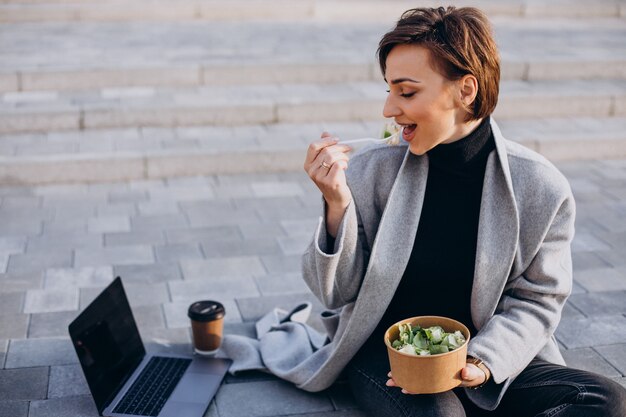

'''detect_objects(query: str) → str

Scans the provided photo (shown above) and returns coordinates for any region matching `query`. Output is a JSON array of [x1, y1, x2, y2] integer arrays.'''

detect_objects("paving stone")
[[5, 337, 76, 368], [0, 236, 26, 255], [597, 248, 626, 268], [130, 213, 189, 232], [87, 215, 130, 233], [74, 245, 154, 267], [149, 185, 215, 202], [235, 293, 324, 323], [573, 267, 626, 292], [108, 188, 148, 203], [595, 344, 626, 375], [44, 266, 113, 290], [0, 271, 44, 292], [24, 288, 79, 314], [169, 276, 259, 302], [215, 380, 334, 417], [0, 253, 6, 273], [280, 219, 318, 237], [277, 234, 312, 256], [255, 272, 309, 295], [0, 215, 43, 236], [570, 280, 587, 295], [572, 251, 613, 271], [43, 217, 88, 234], [48, 364, 90, 398], [7, 248, 72, 274], [571, 233, 612, 252], [155, 243, 204, 263], [96, 202, 138, 217], [260, 255, 302, 275], [181, 257, 266, 280], [29, 395, 99, 417], [113, 262, 182, 284], [131, 304, 165, 328], [1, 195, 40, 208], [28, 310, 80, 338], [569, 291, 626, 316], [0, 367, 48, 401], [201, 238, 282, 258], [0, 291, 24, 314], [238, 222, 286, 239], [223, 322, 256, 339], [0, 339, 5, 368], [166, 225, 242, 245], [27, 232, 102, 252], [104, 229, 165, 246], [184, 203, 260, 228], [561, 347, 621, 377], [555, 315, 626, 349], [0, 401, 28, 417], [561, 302, 586, 319], [80, 282, 169, 309], [163, 298, 241, 329], [0, 314, 28, 339], [137, 200, 179, 216], [251, 182, 304, 198]]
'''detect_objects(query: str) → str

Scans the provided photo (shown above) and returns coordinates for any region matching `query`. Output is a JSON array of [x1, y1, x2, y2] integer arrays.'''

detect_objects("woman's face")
[[382, 44, 476, 155]]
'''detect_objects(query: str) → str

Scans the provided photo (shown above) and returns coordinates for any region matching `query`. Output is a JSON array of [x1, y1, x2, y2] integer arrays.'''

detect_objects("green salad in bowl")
[[392, 323, 467, 356]]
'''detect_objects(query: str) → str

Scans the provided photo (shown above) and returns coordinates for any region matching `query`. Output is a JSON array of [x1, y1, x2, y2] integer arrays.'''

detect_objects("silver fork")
[[339, 125, 403, 146]]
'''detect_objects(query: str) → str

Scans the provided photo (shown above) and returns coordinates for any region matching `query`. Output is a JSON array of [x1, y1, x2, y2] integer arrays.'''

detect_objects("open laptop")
[[69, 277, 231, 417]]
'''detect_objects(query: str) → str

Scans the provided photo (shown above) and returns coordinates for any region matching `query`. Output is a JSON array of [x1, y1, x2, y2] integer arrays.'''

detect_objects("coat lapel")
[[471, 119, 520, 330], [354, 149, 428, 332]]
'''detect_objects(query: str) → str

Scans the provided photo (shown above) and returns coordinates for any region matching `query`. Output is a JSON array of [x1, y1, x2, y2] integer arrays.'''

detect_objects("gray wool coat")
[[296, 119, 576, 410]]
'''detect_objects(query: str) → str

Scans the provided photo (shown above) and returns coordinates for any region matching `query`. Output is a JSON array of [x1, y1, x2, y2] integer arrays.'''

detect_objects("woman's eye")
[[400, 92, 415, 98]]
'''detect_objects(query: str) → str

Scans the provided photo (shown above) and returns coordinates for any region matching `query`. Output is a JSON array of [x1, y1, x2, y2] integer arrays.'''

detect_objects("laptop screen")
[[68, 277, 145, 414]]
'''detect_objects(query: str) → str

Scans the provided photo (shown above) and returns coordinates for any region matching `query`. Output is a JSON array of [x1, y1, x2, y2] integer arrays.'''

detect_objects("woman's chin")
[[408, 142, 428, 156]]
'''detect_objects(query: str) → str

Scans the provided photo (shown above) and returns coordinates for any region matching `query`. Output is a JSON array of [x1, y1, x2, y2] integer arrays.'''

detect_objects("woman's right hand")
[[304, 132, 352, 237]]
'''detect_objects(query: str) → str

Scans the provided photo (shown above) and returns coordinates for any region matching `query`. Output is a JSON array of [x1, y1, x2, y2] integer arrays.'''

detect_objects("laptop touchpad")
[[158, 401, 207, 417], [171, 373, 222, 403]]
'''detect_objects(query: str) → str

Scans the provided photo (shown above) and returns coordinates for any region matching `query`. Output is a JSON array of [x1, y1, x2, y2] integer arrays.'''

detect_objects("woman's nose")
[[382, 95, 401, 118]]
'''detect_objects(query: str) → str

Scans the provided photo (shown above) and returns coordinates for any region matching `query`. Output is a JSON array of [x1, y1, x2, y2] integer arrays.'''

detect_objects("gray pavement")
[[0, 160, 625, 417], [1, 0, 625, 415]]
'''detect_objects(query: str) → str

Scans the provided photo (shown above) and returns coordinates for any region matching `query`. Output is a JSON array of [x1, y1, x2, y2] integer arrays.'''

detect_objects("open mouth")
[[402, 124, 417, 139]]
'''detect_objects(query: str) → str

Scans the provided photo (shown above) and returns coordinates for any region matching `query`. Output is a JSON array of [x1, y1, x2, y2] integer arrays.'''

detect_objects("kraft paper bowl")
[[384, 316, 471, 394]]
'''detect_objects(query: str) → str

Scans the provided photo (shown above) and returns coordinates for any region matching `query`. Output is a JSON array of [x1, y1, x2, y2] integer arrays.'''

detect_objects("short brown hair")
[[378, 6, 500, 121]]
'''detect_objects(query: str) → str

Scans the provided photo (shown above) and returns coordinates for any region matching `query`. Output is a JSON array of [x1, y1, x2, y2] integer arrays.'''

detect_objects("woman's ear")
[[458, 74, 478, 108]]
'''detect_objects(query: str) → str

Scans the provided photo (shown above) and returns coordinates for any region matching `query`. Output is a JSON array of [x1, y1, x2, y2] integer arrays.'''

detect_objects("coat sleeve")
[[467, 190, 576, 384], [301, 197, 370, 310]]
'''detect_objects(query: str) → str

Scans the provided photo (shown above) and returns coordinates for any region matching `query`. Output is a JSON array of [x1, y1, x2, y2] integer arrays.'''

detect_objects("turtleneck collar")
[[426, 116, 495, 177]]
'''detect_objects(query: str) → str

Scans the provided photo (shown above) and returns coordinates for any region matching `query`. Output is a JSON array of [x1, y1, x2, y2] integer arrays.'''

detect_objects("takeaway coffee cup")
[[188, 300, 225, 356]]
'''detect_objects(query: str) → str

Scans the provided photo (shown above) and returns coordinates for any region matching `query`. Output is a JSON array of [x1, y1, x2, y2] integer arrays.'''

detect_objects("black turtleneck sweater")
[[368, 116, 495, 345]]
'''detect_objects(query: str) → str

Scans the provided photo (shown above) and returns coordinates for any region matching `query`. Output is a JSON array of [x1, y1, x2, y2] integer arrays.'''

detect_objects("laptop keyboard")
[[113, 356, 192, 416]]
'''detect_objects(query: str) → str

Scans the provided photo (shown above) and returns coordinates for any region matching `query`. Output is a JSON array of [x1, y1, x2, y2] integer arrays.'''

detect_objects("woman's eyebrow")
[[389, 77, 421, 85]]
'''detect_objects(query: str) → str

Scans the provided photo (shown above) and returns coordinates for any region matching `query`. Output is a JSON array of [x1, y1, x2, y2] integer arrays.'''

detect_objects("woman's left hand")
[[459, 363, 488, 388], [386, 363, 488, 394]]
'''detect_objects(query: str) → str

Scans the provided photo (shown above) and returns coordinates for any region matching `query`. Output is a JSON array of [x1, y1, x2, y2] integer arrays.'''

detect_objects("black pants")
[[347, 341, 626, 417]]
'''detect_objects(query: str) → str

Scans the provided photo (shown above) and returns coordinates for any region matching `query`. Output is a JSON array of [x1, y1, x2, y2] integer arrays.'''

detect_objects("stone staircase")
[[0, 0, 625, 184]]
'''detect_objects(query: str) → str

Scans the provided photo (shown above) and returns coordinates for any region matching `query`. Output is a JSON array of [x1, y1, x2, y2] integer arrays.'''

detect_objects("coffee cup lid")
[[188, 300, 225, 322]]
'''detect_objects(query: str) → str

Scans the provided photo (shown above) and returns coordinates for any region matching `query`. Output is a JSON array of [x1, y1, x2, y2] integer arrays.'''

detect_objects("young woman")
[[302, 6, 626, 417]]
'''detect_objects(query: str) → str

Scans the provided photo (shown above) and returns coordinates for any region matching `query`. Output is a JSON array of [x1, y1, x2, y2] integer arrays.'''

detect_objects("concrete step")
[[0, 0, 623, 23], [1, 80, 625, 134], [0, 117, 625, 184], [1, 18, 624, 92]]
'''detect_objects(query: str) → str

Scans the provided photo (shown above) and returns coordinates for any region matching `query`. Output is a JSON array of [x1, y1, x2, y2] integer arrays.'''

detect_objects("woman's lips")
[[402, 124, 417, 142]]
